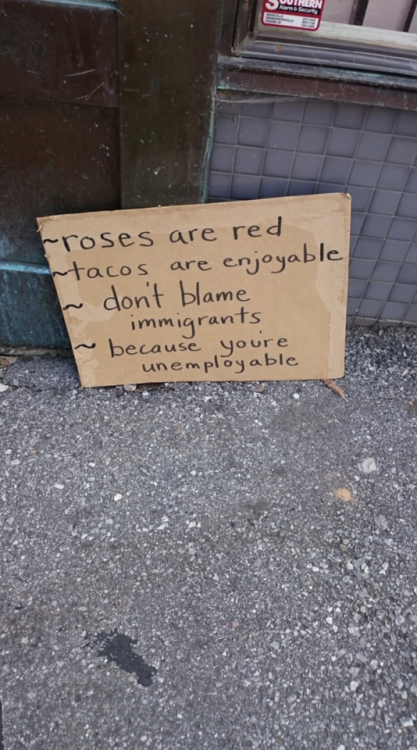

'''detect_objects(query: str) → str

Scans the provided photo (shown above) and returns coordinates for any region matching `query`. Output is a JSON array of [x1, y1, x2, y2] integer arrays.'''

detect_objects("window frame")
[[225, 0, 417, 84]]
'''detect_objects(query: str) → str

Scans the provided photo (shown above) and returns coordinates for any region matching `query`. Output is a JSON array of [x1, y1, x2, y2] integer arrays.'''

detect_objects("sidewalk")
[[0, 327, 416, 750]]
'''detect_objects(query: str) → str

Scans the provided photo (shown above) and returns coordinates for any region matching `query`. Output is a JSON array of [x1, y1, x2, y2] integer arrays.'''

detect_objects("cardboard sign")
[[38, 194, 350, 388], [262, 0, 326, 30]]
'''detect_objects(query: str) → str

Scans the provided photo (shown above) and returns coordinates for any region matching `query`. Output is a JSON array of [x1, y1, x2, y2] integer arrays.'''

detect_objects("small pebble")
[[0, 383, 10, 393], [123, 384, 136, 392], [114, 493, 122, 501], [293, 393, 300, 400], [376, 514, 388, 531], [358, 457, 377, 474], [142, 390, 150, 400]]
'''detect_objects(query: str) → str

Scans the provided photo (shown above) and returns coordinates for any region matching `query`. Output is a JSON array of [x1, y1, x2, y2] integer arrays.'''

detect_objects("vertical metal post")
[[352, 0, 370, 26]]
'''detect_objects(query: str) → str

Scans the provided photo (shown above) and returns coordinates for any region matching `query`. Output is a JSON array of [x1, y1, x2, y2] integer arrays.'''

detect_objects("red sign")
[[262, 0, 326, 31]]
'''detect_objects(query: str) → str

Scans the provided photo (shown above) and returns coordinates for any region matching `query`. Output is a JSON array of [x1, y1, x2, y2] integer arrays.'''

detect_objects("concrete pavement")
[[0, 327, 416, 750]]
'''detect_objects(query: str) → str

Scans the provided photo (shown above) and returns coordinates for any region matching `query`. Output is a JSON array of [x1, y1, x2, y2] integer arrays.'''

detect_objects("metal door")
[[0, 0, 224, 347]]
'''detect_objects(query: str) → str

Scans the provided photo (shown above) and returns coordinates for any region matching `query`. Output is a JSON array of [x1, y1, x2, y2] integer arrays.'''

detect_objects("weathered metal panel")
[[118, 0, 225, 208], [217, 57, 417, 110], [0, 263, 69, 347], [0, 98, 120, 266], [0, 0, 119, 108]]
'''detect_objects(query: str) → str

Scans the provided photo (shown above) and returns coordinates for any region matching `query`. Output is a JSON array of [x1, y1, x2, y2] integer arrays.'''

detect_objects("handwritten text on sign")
[[38, 194, 350, 387]]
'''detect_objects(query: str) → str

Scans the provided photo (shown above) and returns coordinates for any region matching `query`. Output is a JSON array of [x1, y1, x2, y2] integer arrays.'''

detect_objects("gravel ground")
[[0, 327, 416, 750]]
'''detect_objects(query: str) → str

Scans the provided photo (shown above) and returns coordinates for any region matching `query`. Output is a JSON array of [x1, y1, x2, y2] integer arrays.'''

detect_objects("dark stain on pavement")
[[88, 629, 157, 687]]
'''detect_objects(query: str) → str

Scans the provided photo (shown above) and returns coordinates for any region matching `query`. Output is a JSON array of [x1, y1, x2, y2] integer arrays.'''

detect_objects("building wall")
[[209, 98, 417, 325]]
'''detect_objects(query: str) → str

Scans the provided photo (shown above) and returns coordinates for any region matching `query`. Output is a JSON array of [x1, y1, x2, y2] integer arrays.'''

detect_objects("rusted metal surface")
[[0, 0, 118, 108], [118, 0, 225, 208], [0, 97, 120, 266], [217, 56, 417, 110]]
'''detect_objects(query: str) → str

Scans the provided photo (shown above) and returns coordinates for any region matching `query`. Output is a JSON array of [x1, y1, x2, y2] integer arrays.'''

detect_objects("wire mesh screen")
[[208, 97, 417, 326]]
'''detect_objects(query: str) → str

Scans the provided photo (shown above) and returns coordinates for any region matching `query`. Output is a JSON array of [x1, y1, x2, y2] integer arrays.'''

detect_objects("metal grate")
[[209, 97, 417, 326]]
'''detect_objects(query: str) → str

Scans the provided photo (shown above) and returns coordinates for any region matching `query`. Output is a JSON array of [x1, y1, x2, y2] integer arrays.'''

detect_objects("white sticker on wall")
[[262, 0, 326, 31]]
